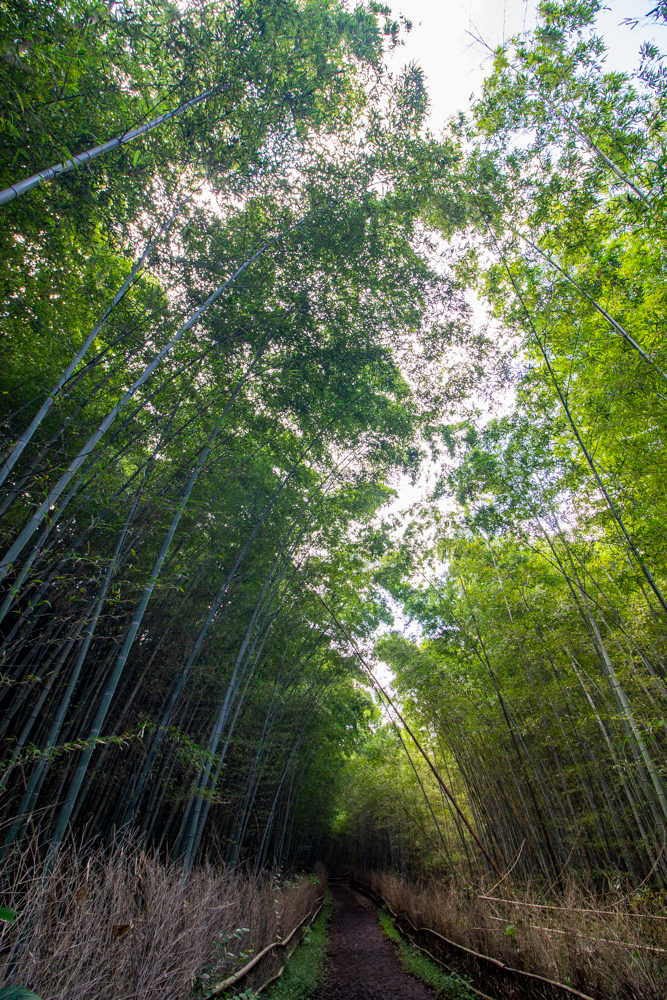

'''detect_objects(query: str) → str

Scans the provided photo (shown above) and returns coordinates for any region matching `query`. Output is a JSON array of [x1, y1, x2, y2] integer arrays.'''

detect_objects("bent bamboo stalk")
[[394, 935, 496, 1000]]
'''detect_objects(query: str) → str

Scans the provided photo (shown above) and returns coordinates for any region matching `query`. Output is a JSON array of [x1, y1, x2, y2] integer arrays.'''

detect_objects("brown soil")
[[316, 884, 437, 1000]]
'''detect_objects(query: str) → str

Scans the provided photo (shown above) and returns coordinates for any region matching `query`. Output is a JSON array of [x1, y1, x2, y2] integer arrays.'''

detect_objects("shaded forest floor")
[[316, 884, 438, 1000]]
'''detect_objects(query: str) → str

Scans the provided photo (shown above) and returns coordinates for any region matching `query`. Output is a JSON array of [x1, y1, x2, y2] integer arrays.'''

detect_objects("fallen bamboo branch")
[[208, 895, 324, 997], [255, 916, 320, 997], [484, 913, 667, 954], [479, 894, 667, 921]]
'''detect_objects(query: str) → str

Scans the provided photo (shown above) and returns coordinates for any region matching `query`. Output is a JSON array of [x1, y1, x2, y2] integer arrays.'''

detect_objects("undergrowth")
[[363, 869, 667, 1000], [260, 892, 332, 1000], [0, 833, 322, 1000], [378, 910, 475, 1000]]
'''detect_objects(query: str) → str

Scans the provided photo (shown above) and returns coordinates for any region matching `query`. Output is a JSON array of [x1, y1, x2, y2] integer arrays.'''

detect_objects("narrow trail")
[[316, 884, 438, 1000]]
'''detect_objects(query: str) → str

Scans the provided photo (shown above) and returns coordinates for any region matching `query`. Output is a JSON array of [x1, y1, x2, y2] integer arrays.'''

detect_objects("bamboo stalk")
[[0, 87, 222, 207], [0, 237, 280, 585], [0, 196, 190, 492], [483, 914, 667, 954]]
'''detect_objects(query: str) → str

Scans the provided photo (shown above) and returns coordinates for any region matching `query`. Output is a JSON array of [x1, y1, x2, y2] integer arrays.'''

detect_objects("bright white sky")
[[387, 0, 665, 131]]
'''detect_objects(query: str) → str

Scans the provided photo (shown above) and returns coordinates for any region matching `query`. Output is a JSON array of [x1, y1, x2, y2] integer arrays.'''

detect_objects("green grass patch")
[[260, 893, 332, 1000], [378, 909, 476, 1000]]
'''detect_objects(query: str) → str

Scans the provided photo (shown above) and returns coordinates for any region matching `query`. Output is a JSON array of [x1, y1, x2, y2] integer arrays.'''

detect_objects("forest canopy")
[[0, 0, 478, 871], [1, 0, 666, 915], [334, 0, 667, 893]]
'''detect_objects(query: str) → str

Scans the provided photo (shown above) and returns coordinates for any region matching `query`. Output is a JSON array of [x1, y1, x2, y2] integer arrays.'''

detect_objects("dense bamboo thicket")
[[2, 2, 667, 996], [0, 0, 475, 872], [329, 0, 667, 916]]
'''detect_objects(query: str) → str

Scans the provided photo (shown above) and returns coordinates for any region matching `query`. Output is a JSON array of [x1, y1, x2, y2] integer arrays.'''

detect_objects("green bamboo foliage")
[[0, 0, 475, 869], [331, 2, 667, 887], [3, 0, 667, 895]]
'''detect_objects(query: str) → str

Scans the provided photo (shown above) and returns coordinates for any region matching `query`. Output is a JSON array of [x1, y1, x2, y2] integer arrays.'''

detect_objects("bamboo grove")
[[2, 0, 667, 900], [0, 0, 478, 870], [332, 0, 667, 893]]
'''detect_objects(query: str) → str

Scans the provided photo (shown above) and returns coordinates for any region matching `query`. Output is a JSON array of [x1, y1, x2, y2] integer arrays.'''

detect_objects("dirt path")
[[316, 884, 437, 1000]]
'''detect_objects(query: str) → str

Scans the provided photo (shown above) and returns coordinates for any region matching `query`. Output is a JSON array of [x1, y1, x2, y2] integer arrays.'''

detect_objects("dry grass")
[[0, 833, 323, 1000], [356, 869, 667, 1000]]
